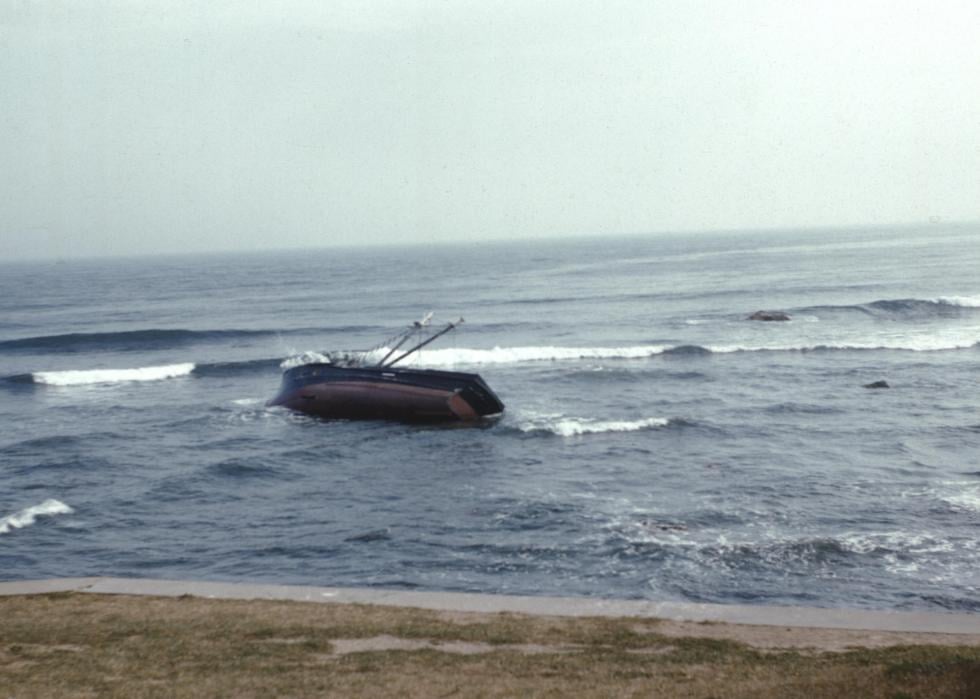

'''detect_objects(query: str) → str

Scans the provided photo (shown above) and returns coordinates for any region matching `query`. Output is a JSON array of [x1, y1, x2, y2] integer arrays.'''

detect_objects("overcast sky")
[[2, 1, 978, 260]]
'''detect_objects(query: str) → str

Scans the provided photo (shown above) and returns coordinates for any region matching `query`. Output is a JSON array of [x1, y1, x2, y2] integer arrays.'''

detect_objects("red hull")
[[276, 380, 482, 422]]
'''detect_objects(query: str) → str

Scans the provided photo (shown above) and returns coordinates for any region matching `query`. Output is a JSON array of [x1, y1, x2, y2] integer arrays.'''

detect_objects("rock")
[[863, 380, 890, 389], [748, 310, 791, 321]]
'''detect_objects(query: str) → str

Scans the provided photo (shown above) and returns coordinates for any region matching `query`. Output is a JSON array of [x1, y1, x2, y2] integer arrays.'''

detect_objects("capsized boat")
[[267, 316, 504, 423]]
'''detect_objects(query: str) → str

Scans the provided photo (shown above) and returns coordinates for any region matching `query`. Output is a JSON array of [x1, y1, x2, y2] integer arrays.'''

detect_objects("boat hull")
[[267, 364, 504, 423]]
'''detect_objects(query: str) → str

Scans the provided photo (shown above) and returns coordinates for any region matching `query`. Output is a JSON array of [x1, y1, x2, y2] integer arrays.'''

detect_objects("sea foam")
[[939, 485, 980, 513], [0, 499, 73, 535], [518, 414, 670, 436], [280, 351, 333, 369], [281, 337, 978, 370], [33, 363, 195, 386], [935, 295, 980, 308], [283, 345, 671, 369]]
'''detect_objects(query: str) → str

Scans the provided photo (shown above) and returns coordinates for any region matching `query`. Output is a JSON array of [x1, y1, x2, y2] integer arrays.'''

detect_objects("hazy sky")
[[2, 1, 978, 260]]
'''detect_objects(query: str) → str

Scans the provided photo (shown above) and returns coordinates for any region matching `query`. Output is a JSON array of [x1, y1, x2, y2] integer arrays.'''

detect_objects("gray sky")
[[2, 0, 978, 260]]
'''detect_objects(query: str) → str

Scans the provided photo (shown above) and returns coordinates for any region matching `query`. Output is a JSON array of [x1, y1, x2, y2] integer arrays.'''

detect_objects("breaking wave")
[[11, 332, 979, 389], [935, 295, 980, 308], [415, 345, 675, 365], [0, 499, 73, 535], [281, 345, 673, 368], [280, 351, 336, 369], [935, 483, 980, 514], [32, 363, 195, 386], [516, 414, 671, 437], [276, 335, 979, 371]]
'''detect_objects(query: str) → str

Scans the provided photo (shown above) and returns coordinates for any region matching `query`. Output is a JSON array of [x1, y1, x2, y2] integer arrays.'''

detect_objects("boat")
[[267, 316, 505, 423]]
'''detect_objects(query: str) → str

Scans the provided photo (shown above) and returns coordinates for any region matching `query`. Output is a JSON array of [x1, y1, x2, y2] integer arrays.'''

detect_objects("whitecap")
[[0, 499, 74, 535], [941, 487, 980, 513], [280, 351, 333, 369], [935, 295, 980, 308], [33, 363, 195, 386], [399, 345, 667, 366], [839, 531, 955, 555], [282, 344, 670, 368], [518, 414, 669, 437], [231, 398, 262, 406]]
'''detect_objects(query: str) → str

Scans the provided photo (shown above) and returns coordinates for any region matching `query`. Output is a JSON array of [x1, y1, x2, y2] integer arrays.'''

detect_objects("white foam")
[[941, 487, 980, 513], [839, 531, 955, 555], [437, 345, 668, 365], [280, 351, 333, 369], [709, 334, 980, 353], [281, 345, 669, 369], [284, 333, 980, 371], [33, 363, 195, 386], [231, 398, 262, 406], [518, 414, 669, 437], [0, 499, 73, 535], [936, 295, 980, 308]]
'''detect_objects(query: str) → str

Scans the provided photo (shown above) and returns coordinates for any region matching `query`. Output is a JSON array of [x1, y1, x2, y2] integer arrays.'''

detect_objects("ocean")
[[2, 226, 979, 612]]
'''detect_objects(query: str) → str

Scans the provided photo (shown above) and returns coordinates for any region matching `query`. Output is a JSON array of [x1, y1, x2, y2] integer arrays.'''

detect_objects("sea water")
[[2, 225, 979, 611]]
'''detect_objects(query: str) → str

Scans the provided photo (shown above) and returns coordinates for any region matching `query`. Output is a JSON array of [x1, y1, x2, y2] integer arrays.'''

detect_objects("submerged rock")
[[748, 310, 791, 321], [863, 380, 890, 389]]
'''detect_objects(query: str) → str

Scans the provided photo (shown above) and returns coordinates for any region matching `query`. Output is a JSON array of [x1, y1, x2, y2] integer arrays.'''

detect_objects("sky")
[[2, 0, 979, 260]]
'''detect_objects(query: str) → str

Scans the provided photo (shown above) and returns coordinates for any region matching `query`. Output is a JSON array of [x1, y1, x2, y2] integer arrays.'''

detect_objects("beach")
[[2, 578, 980, 697]]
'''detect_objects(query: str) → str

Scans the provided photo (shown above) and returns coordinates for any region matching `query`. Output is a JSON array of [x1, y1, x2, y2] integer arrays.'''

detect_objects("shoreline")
[[5, 577, 980, 696], [3, 576, 979, 637]]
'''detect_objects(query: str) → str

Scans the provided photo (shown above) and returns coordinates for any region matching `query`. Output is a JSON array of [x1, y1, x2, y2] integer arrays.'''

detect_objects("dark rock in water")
[[863, 380, 890, 389], [748, 310, 791, 321]]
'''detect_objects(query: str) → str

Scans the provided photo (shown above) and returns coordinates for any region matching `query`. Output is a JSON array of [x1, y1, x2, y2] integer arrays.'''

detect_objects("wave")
[[936, 484, 980, 514], [33, 363, 195, 386], [280, 350, 335, 369], [803, 296, 980, 318], [5, 358, 282, 387], [0, 499, 73, 535], [708, 338, 980, 353], [285, 345, 673, 368], [192, 358, 282, 377], [274, 339, 980, 372], [0, 328, 274, 353], [387, 340, 977, 364], [662, 344, 713, 357], [935, 295, 980, 308], [558, 366, 709, 383], [515, 414, 670, 437], [420, 345, 671, 365], [0, 325, 379, 354], [9, 332, 978, 389]]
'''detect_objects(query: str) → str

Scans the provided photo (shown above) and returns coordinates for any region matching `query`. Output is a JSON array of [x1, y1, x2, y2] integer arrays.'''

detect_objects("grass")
[[0, 592, 978, 697]]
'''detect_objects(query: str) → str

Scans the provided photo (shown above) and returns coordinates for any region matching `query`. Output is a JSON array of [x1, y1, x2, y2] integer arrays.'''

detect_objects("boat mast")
[[374, 333, 412, 367], [383, 318, 463, 368], [373, 312, 433, 367]]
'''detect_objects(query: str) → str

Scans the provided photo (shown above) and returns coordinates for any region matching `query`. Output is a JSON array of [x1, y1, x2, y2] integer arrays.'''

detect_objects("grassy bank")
[[1, 592, 979, 697]]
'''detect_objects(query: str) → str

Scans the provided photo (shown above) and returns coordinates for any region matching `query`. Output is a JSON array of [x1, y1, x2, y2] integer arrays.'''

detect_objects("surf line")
[[32, 363, 195, 386]]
